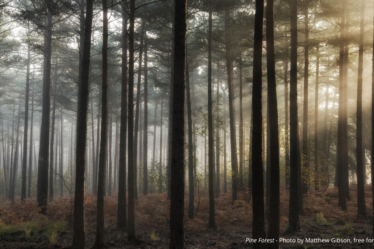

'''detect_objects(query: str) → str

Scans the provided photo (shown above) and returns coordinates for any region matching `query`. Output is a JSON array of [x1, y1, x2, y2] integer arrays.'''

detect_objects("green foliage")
[[316, 212, 328, 225], [343, 222, 354, 235]]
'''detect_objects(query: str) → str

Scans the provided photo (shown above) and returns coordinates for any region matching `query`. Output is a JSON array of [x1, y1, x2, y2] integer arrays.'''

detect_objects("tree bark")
[[117, 0, 128, 230], [252, 0, 265, 246], [284, 61, 290, 190], [216, 63, 220, 196], [49, 73, 57, 202], [60, 107, 63, 197], [10, 99, 21, 202], [169, 0, 187, 247], [159, 99, 163, 193], [356, 0, 366, 217], [314, 45, 319, 190], [37, 8, 52, 213], [266, 0, 280, 246], [143, 40, 148, 195], [289, 0, 300, 231], [94, 0, 108, 246], [21, 43, 30, 202]]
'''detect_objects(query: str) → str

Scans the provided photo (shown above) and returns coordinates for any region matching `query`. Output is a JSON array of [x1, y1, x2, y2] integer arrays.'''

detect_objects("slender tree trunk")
[[133, 20, 145, 201], [225, 9, 238, 202], [314, 45, 319, 190], [108, 116, 112, 196], [49, 76, 57, 202], [159, 99, 164, 193], [170, 0, 187, 246], [10, 100, 21, 202], [322, 85, 329, 186], [94, 0, 108, 246], [117, 0, 128, 230], [37, 9, 53, 213], [216, 63, 220, 196], [337, 5, 347, 211], [207, 0, 216, 228], [284, 61, 290, 190], [9, 103, 15, 199], [91, 98, 96, 194], [95, 102, 101, 196], [252, 0, 265, 246], [186, 55, 194, 219], [72, 0, 94, 246], [289, 0, 300, 231], [152, 102, 158, 191], [239, 56, 243, 188], [127, 0, 136, 240], [356, 0, 366, 217], [223, 86, 227, 193], [60, 107, 63, 197], [143, 40, 148, 195], [266, 0, 280, 246], [70, 124, 73, 196], [21, 44, 31, 202], [371, 0, 374, 232], [28, 89, 34, 198]]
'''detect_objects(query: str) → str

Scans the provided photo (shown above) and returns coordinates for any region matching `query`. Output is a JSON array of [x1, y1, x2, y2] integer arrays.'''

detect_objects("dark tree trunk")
[[252, 0, 265, 247], [215, 63, 220, 196], [143, 41, 148, 195], [289, 0, 300, 232], [127, 0, 136, 240], [134, 20, 145, 201], [108, 115, 112, 196], [169, 0, 187, 247], [94, 0, 108, 246], [284, 61, 290, 190], [95, 102, 101, 196], [117, 2, 128, 225], [337, 7, 347, 211], [356, 0, 366, 217], [152, 102, 158, 191], [315, 45, 319, 190], [10, 100, 21, 202], [21, 44, 30, 202], [371, 0, 374, 232], [207, 1, 216, 229], [223, 85, 227, 193], [37, 9, 52, 213], [49, 76, 57, 202], [225, 9, 238, 202], [28, 89, 34, 198], [266, 0, 280, 247], [238, 55, 243, 188], [159, 99, 163, 193], [302, 2, 309, 196], [72, 0, 94, 247], [9, 103, 15, 199], [60, 107, 63, 197], [186, 54, 194, 219], [91, 98, 96, 194]]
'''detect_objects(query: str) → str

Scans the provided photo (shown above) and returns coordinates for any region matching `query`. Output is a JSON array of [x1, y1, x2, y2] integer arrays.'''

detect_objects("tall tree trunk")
[[72, 0, 94, 246], [37, 8, 53, 213], [152, 102, 158, 192], [90, 98, 96, 194], [207, 0, 216, 229], [169, 0, 187, 246], [223, 85, 227, 193], [289, 0, 300, 231], [134, 20, 145, 201], [337, 5, 347, 211], [95, 101, 101, 195], [322, 84, 329, 186], [60, 107, 63, 197], [159, 99, 163, 193], [252, 0, 265, 246], [49, 75, 57, 202], [371, 0, 374, 232], [21, 43, 31, 202], [127, 0, 136, 240], [143, 41, 148, 195], [314, 44, 319, 190], [216, 63, 220, 196], [114, 120, 119, 191], [186, 55, 194, 219], [302, 2, 309, 196], [108, 116, 112, 196], [94, 0, 108, 246], [239, 56, 243, 188], [356, 0, 366, 217], [9, 102, 15, 199], [266, 0, 280, 247], [28, 89, 34, 198], [225, 9, 238, 202], [284, 61, 290, 190], [117, 0, 128, 230], [10, 99, 21, 202]]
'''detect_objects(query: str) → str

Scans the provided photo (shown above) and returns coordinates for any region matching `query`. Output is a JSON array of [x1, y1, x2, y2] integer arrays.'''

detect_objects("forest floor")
[[0, 184, 374, 248]]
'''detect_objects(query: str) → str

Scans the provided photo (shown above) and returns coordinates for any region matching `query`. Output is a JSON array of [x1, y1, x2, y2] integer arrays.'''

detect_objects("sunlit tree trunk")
[[216, 63, 220, 196], [239, 56, 243, 188], [314, 44, 319, 190], [284, 61, 290, 190]]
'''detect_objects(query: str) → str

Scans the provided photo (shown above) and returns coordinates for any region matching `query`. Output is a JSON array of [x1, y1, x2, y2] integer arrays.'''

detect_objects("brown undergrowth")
[[0, 184, 373, 234]]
